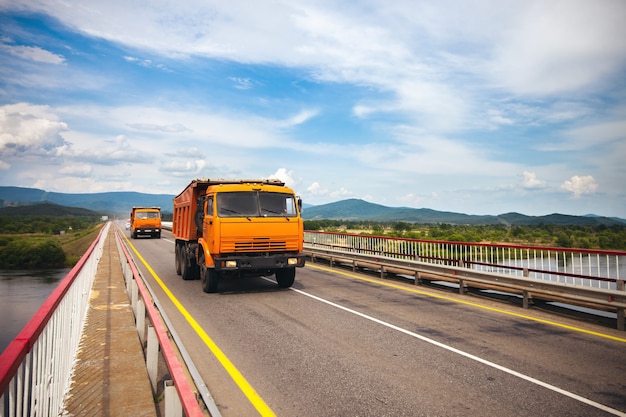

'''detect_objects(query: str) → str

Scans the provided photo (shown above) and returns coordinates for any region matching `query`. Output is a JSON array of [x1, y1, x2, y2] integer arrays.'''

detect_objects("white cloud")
[[0, 103, 68, 156], [306, 182, 327, 196], [521, 171, 546, 189], [268, 168, 297, 188], [561, 175, 598, 198], [0, 43, 65, 64], [159, 160, 207, 177], [330, 187, 353, 198], [279, 109, 319, 128], [229, 77, 253, 90], [489, 0, 626, 95], [59, 163, 93, 177]]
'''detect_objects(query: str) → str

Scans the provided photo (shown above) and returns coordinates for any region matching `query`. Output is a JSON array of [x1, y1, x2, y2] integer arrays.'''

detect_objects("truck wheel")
[[200, 263, 219, 293], [181, 256, 196, 281], [276, 268, 295, 288], [175, 244, 182, 276]]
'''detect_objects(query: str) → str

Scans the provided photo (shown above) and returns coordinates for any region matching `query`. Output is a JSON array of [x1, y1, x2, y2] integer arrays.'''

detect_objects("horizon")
[[1, 2, 625, 218], [2, 184, 624, 220]]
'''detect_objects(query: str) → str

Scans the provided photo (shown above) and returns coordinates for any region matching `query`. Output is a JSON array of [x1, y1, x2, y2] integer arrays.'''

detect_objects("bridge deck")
[[64, 232, 157, 416]]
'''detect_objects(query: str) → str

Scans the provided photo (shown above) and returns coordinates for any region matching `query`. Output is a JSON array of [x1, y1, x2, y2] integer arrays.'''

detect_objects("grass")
[[59, 223, 104, 267]]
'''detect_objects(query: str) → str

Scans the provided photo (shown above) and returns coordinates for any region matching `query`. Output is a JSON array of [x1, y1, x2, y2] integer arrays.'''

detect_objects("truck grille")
[[233, 237, 286, 252]]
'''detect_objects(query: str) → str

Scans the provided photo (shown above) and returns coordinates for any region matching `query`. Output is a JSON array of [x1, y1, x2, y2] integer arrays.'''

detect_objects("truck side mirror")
[[297, 198, 303, 212]]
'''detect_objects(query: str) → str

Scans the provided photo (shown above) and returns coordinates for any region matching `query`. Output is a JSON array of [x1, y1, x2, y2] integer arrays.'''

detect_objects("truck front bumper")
[[214, 253, 306, 271], [135, 228, 161, 234]]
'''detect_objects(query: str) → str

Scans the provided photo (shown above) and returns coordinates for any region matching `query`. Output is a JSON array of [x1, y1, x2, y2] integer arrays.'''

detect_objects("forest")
[[0, 215, 102, 269], [1, 215, 625, 269]]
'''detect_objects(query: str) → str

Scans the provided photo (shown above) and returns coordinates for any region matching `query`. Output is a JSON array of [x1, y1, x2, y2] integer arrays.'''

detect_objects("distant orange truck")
[[172, 178, 305, 293], [130, 206, 162, 239]]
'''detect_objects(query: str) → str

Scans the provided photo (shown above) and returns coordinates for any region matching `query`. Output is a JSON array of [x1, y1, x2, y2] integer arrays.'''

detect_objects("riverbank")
[[0, 223, 103, 269]]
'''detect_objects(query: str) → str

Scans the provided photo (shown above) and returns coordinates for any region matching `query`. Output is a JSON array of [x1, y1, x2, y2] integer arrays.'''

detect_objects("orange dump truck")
[[173, 178, 306, 292], [130, 206, 162, 239]]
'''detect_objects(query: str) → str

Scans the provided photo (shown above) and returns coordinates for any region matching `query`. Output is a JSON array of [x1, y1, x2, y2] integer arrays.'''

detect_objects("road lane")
[[123, 228, 626, 417]]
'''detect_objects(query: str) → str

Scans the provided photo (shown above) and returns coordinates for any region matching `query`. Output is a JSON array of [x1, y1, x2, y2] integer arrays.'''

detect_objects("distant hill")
[[302, 198, 626, 226], [0, 202, 100, 217], [2, 187, 624, 226], [0, 186, 174, 215]]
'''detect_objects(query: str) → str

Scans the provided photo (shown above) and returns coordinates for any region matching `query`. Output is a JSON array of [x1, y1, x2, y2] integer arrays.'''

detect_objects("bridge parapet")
[[0, 223, 109, 416], [304, 231, 626, 330]]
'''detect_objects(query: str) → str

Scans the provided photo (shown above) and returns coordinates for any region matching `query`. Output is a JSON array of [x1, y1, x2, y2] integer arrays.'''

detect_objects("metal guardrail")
[[114, 228, 219, 417], [304, 246, 626, 331], [0, 223, 108, 417], [304, 231, 626, 288]]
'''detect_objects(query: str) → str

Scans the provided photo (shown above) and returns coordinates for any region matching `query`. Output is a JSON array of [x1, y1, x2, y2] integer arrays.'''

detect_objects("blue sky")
[[1, 1, 625, 217]]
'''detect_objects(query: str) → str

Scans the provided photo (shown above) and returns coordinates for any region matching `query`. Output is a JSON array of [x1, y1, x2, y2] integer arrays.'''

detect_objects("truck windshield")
[[136, 212, 160, 219], [217, 192, 297, 218]]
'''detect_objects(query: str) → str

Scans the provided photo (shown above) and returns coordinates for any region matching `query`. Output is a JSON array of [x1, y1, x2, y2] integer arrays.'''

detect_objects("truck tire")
[[200, 262, 219, 293], [181, 254, 198, 281], [276, 268, 295, 288], [175, 244, 182, 276]]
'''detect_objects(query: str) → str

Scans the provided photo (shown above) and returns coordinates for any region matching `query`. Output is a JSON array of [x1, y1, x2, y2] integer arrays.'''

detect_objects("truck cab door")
[[203, 195, 216, 252]]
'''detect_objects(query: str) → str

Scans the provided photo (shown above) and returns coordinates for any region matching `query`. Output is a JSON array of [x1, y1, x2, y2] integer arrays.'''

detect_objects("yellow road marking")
[[126, 238, 276, 417], [307, 263, 626, 344]]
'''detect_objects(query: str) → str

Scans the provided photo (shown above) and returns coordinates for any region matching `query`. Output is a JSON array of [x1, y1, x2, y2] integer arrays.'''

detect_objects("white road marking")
[[289, 286, 626, 417]]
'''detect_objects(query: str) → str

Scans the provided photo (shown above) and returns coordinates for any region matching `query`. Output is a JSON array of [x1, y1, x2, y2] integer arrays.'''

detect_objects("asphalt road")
[[124, 228, 626, 417]]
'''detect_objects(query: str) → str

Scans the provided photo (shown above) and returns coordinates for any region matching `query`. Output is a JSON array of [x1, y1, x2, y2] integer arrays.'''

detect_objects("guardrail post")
[[146, 325, 158, 390], [131, 279, 138, 316], [137, 299, 146, 344], [380, 266, 385, 279], [522, 291, 532, 309], [458, 278, 467, 295], [414, 271, 422, 286], [616, 280, 625, 331], [164, 380, 183, 417]]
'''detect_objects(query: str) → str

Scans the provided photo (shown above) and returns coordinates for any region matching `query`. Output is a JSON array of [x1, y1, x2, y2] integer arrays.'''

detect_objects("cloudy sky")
[[1, 1, 625, 217]]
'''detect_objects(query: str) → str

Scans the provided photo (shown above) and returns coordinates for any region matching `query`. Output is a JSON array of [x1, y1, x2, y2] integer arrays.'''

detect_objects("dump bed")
[[172, 178, 286, 242]]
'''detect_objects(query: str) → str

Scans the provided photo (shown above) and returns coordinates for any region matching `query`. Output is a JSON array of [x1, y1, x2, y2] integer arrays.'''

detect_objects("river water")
[[0, 269, 69, 353]]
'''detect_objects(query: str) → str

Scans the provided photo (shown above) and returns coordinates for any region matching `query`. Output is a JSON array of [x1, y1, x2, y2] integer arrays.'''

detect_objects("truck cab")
[[130, 207, 162, 239]]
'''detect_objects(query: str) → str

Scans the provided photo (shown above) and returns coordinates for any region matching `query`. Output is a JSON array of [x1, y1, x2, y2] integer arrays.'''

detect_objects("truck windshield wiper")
[[221, 208, 243, 215]]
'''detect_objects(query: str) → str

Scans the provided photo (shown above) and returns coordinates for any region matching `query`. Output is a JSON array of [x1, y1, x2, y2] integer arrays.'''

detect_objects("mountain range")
[[0, 186, 174, 216], [301, 199, 626, 226], [1, 186, 624, 226]]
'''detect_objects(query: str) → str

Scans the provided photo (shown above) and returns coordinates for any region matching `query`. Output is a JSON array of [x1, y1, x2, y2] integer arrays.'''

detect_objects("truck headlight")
[[225, 260, 237, 268], [288, 258, 299, 265]]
